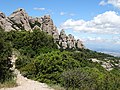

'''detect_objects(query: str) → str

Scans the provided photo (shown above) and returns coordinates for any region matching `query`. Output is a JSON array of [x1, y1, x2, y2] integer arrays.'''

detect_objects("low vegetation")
[[0, 29, 120, 90], [0, 30, 15, 88], [0, 79, 17, 88]]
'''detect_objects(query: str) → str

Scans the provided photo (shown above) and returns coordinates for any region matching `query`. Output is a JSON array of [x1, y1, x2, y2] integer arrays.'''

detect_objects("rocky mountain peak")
[[43, 15, 51, 19], [0, 12, 6, 19], [8, 8, 31, 31], [12, 8, 25, 14], [60, 29, 66, 35], [0, 8, 85, 49], [9, 8, 27, 19]]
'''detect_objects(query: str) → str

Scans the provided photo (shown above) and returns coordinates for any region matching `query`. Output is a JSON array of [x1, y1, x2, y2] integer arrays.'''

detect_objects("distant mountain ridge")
[[0, 8, 84, 49], [98, 51, 120, 57]]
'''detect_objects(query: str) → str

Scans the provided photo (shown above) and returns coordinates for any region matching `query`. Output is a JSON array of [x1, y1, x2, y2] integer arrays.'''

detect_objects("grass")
[[49, 84, 65, 90], [0, 79, 17, 89]]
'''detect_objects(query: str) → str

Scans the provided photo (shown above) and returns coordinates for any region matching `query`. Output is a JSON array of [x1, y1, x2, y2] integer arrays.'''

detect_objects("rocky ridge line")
[[0, 8, 84, 49]]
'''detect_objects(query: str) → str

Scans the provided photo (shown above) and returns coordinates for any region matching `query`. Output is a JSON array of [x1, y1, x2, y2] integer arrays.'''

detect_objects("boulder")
[[67, 34, 76, 48], [4, 18, 16, 31], [52, 26, 59, 41], [41, 15, 54, 35], [60, 29, 67, 41], [0, 11, 15, 31], [61, 41, 67, 49], [8, 8, 32, 31], [76, 39, 84, 48]]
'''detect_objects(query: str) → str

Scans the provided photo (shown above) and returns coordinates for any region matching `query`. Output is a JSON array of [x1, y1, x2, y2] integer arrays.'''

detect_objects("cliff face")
[[0, 8, 84, 49]]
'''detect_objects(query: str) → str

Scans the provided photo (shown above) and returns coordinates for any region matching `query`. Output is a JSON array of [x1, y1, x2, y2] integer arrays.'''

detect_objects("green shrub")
[[0, 30, 13, 83], [18, 51, 81, 84], [1, 29, 119, 90], [62, 68, 102, 90], [61, 67, 120, 90]]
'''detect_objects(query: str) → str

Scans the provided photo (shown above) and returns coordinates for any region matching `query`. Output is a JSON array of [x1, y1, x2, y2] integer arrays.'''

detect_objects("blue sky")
[[0, 0, 120, 54]]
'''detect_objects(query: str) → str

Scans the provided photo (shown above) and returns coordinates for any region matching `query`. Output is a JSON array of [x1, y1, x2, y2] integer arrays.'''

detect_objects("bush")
[[6, 30, 57, 57], [62, 68, 102, 90], [61, 67, 120, 90], [0, 30, 13, 83], [17, 51, 81, 84], [15, 55, 33, 69]]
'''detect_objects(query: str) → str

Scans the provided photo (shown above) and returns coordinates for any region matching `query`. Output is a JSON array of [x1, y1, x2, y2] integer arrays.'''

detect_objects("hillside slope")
[[0, 54, 54, 90], [0, 8, 84, 49]]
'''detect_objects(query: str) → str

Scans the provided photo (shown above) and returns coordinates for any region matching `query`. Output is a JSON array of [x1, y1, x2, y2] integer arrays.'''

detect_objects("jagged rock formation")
[[0, 8, 84, 49], [9, 8, 32, 31], [29, 14, 59, 41], [59, 29, 84, 49], [0, 12, 15, 31]]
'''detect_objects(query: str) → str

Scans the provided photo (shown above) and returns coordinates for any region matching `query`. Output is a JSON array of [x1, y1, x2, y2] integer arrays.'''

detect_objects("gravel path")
[[0, 55, 54, 90]]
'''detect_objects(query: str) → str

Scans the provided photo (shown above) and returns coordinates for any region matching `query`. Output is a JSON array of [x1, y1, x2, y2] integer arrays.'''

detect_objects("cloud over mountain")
[[61, 11, 120, 34]]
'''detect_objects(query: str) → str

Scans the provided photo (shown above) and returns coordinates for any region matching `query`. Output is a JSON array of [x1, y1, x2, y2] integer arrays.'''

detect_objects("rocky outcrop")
[[0, 8, 32, 31], [29, 17, 42, 29], [60, 29, 67, 41], [41, 15, 59, 41], [59, 29, 84, 49], [0, 12, 6, 29], [0, 8, 84, 49], [41, 15, 54, 35], [67, 34, 76, 49], [9, 8, 32, 31], [76, 39, 84, 49], [29, 15, 59, 41], [0, 12, 15, 31]]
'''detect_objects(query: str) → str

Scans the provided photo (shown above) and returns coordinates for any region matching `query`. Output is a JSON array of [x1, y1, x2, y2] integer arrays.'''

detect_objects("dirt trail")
[[1, 55, 54, 90]]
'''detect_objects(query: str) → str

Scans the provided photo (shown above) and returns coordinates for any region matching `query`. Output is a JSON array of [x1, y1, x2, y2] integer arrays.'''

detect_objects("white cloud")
[[60, 12, 75, 16], [82, 37, 108, 43], [60, 12, 66, 15], [99, 0, 120, 9], [33, 7, 45, 11], [99, 0, 107, 5], [81, 36, 120, 45], [61, 11, 120, 34]]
